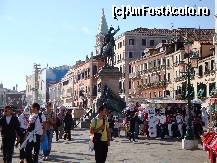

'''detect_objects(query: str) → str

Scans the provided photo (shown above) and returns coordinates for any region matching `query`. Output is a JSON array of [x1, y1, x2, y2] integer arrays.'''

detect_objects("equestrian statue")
[[100, 26, 120, 67]]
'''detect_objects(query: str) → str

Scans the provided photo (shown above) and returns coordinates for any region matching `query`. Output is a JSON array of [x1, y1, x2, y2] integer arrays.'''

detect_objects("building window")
[[157, 60, 161, 67], [129, 39, 135, 45], [167, 73, 170, 81], [120, 42, 122, 48], [153, 60, 156, 68], [150, 40, 155, 46], [129, 65, 132, 73], [129, 52, 133, 58], [211, 60, 215, 70], [205, 62, 209, 72], [176, 56, 178, 63], [167, 59, 170, 67], [92, 85, 97, 96], [154, 92, 157, 97], [129, 81, 132, 89], [142, 52, 145, 57], [63, 80, 69, 86], [198, 65, 203, 76], [142, 39, 146, 46], [120, 66, 122, 73], [137, 81, 139, 86], [159, 91, 161, 97], [93, 65, 97, 75], [162, 40, 166, 43]]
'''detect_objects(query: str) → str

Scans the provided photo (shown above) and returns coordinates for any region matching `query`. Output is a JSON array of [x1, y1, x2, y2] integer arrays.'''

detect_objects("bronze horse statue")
[[100, 26, 120, 67]]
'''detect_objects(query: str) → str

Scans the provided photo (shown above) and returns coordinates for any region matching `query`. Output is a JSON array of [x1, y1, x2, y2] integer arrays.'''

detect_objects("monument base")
[[182, 139, 198, 150]]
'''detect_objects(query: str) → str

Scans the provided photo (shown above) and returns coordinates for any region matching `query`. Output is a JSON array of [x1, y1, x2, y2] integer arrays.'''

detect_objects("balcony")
[[138, 80, 166, 90], [175, 76, 185, 82], [129, 72, 141, 79]]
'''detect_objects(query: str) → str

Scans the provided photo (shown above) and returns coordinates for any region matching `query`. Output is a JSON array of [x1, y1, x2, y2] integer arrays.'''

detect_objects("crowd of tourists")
[[0, 102, 75, 163], [123, 102, 205, 141]]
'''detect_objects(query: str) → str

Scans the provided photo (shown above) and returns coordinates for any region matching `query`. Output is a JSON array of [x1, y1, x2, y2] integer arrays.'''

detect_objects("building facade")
[[26, 64, 69, 106], [129, 43, 172, 99], [114, 28, 214, 103], [0, 83, 27, 110], [166, 41, 215, 100]]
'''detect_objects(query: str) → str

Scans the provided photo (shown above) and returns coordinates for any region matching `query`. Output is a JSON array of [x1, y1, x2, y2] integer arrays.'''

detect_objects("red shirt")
[[166, 115, 172, 124], [144, 112, 148, 121]]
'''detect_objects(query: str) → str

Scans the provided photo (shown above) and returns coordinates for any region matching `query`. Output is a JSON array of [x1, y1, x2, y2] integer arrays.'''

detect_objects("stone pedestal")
[[95, 65, 122, 112], [182, 139, 198, 150], [97, 66, 122, 96]]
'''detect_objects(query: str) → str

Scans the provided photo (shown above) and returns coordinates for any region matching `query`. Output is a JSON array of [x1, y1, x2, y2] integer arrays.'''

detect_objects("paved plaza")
[[0, 129, 210, 163]]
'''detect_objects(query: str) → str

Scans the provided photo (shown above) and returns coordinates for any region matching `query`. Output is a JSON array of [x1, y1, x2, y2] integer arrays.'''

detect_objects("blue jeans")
[[43, 129, 53, 157]]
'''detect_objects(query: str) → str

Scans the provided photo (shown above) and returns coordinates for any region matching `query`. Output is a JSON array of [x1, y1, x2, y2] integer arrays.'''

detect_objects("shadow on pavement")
[[48, 154, 84, 162]]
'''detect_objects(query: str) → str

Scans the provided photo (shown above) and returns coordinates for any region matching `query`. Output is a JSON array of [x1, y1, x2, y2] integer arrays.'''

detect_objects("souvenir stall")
[[143, 99, 187, 138], [201, 97, 217, 163]]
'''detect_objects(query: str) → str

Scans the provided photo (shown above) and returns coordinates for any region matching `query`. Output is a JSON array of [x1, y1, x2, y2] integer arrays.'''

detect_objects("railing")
[[138, 80, 166, 90]]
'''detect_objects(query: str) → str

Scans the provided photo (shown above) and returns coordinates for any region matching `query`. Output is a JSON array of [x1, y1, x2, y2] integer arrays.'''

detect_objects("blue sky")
[[0, 0, 214, 91]]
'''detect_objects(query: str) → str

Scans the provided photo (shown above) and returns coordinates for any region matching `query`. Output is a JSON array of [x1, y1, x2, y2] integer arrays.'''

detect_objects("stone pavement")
[[0, 129, 210, 163]]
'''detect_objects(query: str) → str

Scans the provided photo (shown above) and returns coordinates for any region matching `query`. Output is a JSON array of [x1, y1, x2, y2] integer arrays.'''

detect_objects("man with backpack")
[[90, 105, 110, 163], [25, 103, 46, 163]]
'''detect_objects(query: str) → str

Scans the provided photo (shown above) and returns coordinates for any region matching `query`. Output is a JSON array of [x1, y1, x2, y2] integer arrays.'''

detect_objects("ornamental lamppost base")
[[182, 139, 198, 150]]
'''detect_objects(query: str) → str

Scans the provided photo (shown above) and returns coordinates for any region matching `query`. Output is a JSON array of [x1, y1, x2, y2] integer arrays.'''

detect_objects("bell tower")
[[95, 8, 108, 55]]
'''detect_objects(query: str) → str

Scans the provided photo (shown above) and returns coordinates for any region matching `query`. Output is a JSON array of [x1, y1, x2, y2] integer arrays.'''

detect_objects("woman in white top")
[[18, 106, 30, 163]]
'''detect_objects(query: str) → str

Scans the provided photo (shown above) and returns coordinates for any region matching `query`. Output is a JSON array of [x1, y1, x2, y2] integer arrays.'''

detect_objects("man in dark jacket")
[[0, 105, 20, 163], [64, 110, 73, 141]]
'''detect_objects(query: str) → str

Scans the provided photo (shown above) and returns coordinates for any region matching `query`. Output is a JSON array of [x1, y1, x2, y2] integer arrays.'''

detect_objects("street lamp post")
[[179, 39, 199, 149]]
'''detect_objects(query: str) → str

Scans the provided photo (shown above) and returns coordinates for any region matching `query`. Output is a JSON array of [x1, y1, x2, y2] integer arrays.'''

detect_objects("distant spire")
[[97, 8, 108, 35]]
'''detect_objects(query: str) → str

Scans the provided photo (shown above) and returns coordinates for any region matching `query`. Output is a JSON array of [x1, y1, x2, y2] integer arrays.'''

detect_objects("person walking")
[[90, 105, 110, 163], [129, 112, 139, 142], [25, 103, 46, 163], [108, 111, 115, 141], [18, 106, 30, 163], [58, 109, 65, 139], [64, 110, 73, 141], [0, 105, 20, 163], [43, 102, 56, 161]]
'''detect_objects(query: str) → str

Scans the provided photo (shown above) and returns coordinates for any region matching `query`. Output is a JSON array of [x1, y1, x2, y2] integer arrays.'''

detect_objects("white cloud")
[[81, 27, 93, 36]]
